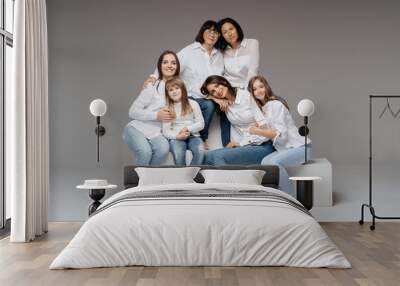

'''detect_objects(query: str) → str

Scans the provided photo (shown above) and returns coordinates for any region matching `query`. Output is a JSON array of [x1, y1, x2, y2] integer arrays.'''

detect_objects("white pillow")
[[200, 169, 266, 185], [135, 167, 200, 186]]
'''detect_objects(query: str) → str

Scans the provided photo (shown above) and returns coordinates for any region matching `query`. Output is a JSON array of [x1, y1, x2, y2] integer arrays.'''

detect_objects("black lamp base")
[[296, 180, 314, 210], [88, 189, 105, 215], [301, 159, 314, 165]]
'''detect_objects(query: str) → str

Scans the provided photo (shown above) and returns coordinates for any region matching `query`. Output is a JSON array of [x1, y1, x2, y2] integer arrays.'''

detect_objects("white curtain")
[[8, 0, 49, 242]]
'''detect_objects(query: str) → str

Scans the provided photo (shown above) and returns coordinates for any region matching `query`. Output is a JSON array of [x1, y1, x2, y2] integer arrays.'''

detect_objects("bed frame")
[[123, 165, 280, 189]]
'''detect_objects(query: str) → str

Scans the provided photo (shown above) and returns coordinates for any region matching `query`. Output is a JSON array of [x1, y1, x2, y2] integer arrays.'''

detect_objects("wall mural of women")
[[123, 18, 306, 176]]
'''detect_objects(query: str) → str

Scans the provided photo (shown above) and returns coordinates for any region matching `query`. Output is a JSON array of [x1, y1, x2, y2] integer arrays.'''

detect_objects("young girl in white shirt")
[[248, 75, 312, 195], [162, 77, 205, 166]]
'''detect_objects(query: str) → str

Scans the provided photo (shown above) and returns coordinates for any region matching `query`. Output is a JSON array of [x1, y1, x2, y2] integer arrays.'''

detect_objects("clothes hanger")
[[378, 97, 400, 118]]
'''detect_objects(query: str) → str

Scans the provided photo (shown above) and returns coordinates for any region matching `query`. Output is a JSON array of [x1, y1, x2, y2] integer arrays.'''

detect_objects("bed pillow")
[[135, 167, 201, 186], [200, 169, 266, 185]]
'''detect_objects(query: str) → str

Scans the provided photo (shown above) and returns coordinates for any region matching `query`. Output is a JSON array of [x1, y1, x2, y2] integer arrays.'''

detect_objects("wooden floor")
[[0, 222, 399, 286]]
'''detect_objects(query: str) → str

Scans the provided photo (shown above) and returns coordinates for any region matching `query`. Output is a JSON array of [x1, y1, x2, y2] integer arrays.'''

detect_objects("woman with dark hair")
[[200, 75, 275, 165], [217, 18, 260, 89], [145, 20, 230, 149], [248, 75, 311, 195], [122, 51, 179, 165]]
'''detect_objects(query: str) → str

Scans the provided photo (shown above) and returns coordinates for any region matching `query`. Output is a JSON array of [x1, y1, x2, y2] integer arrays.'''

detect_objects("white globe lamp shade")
[[89, 99, 107, 117], [297, 99, 315, 117]]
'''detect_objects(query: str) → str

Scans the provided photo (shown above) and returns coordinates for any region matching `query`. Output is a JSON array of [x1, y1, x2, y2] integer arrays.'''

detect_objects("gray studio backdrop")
[[47, 0, 400, 221]]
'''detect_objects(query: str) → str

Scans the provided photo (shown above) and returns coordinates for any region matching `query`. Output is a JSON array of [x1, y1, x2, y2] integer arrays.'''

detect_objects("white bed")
[[50, 183, 350, 269]]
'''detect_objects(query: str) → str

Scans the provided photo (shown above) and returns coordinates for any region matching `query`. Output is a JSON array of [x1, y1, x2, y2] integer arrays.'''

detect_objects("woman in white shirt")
[[122, 51, 179, 165], [200, 75, 275, 165], [146, 20, 230, 148], [162, 77, 205, 166], [248, 75, 312, 195], [217, 18, 260, 89]]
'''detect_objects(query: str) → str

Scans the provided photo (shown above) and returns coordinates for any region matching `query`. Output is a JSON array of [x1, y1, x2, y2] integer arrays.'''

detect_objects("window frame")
[[0, 0, 13, 232]]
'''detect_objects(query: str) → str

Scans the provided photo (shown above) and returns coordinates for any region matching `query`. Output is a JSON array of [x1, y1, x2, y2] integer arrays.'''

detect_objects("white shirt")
[[152, 42, 224, 99], [262, 100, 310, 151], [223, 38, 260, 89], [128, 80, 166, 139], [162, 100, 204, 139], [226, 89, 269, 146]]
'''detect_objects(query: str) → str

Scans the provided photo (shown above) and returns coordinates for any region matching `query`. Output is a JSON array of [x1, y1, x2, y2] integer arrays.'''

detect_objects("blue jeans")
[[190, 97, 230, 146], [204, 141, 275, 166], [261, 145, 312, 196], [169, 136, 205, 166], [122, 125, 170, 165]]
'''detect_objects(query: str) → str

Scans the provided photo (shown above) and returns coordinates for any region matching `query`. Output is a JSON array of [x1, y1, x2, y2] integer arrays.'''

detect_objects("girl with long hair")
[[162, 77, 205, 166], [248, 75, 311, 195]]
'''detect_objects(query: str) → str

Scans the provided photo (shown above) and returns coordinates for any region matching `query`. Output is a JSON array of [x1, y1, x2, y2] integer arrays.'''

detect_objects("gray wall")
[[47, 0, 400, 221]]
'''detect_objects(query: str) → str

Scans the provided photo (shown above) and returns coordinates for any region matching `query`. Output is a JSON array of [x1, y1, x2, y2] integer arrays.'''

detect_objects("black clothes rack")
[[359, 95, 400, 230]]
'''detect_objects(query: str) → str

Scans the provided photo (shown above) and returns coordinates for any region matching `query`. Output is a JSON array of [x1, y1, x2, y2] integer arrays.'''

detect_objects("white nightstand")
[[289, 176, 321, 210], [77, 179, 117, 215]]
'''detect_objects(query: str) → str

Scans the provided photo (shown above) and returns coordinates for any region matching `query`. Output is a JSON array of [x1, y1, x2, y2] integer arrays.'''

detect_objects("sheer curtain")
[[8, 0, 49, 242]]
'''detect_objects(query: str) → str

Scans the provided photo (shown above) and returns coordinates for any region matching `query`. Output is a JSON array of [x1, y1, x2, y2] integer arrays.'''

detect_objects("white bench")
[[286, 158, 333, 207]]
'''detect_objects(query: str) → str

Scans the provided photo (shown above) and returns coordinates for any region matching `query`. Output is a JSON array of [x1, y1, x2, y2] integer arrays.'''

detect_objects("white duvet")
[[50, 183, 350, 269]]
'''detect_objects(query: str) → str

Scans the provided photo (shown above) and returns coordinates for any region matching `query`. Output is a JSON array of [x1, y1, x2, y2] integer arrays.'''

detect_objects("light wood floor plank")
[[0, 222, 400, 286]]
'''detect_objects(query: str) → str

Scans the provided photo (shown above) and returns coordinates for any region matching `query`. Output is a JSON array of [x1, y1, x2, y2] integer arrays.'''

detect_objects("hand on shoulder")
[[142, 76, 157, 89]]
